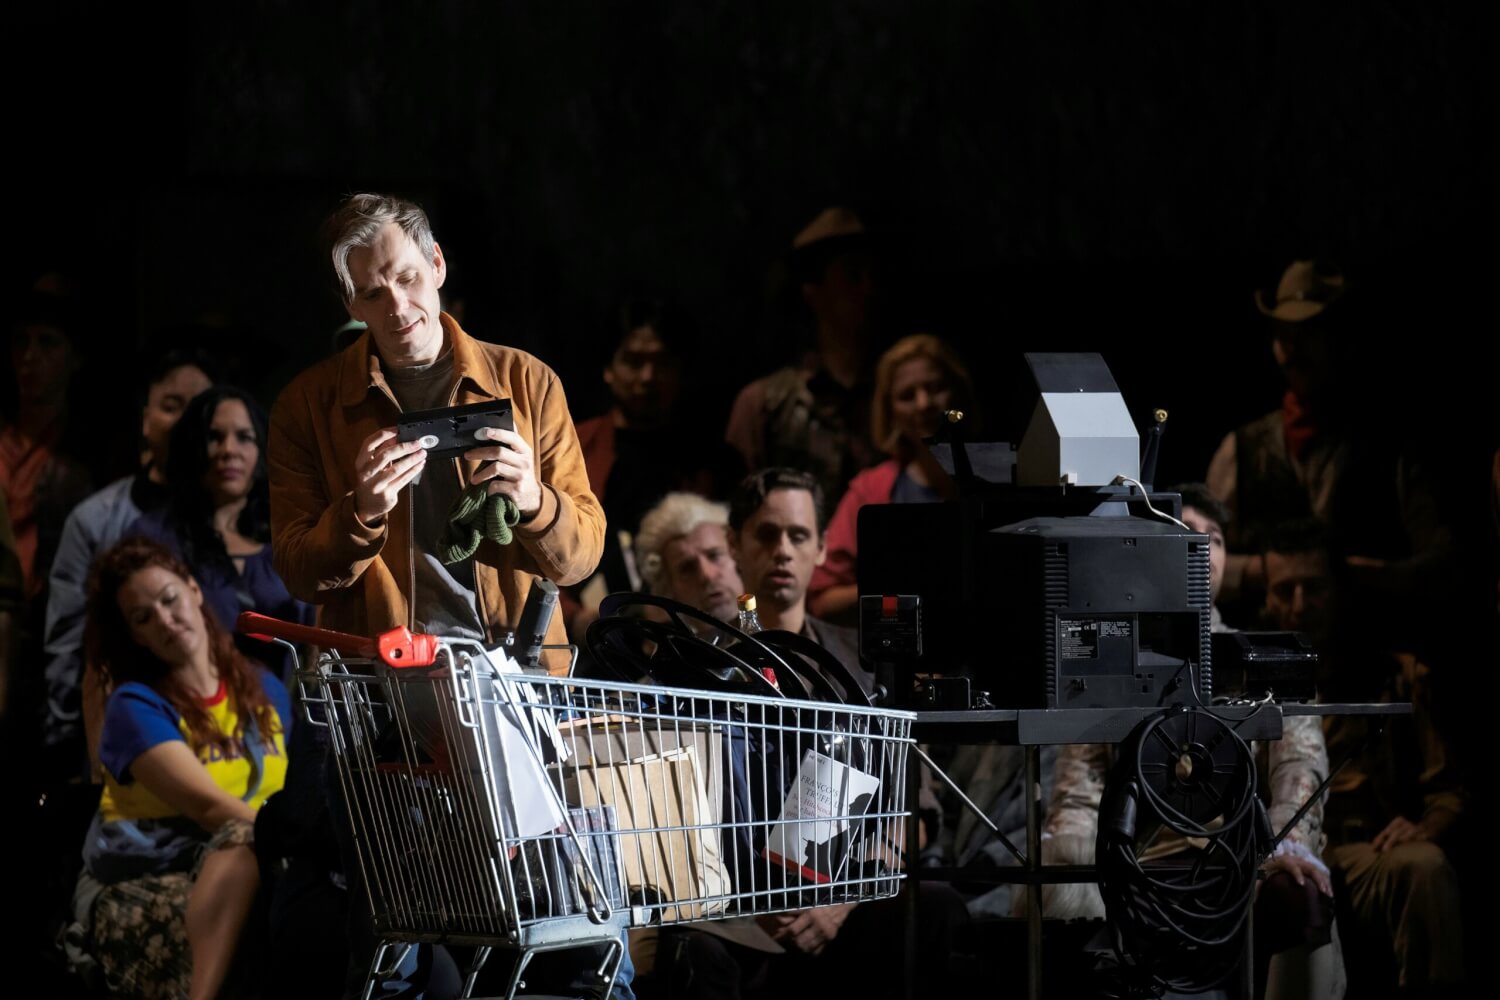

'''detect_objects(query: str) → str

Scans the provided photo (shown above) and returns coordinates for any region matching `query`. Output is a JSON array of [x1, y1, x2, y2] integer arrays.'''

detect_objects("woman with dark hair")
[[128, 385, 311, 678], [807, 334, 976, 623], [77, 537, 290, 999]]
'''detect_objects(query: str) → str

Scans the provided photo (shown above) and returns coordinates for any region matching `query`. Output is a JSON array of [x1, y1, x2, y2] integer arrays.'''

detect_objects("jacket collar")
[[337, 312, 504, 407]]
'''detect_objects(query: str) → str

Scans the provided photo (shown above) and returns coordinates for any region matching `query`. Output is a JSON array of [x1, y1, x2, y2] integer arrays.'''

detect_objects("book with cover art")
[[762, 747, 881, 884], [567, 804, 627, 912]]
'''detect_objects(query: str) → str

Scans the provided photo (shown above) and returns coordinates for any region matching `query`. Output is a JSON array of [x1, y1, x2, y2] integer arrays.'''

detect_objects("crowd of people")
[[1, 192, 1491, 1000]]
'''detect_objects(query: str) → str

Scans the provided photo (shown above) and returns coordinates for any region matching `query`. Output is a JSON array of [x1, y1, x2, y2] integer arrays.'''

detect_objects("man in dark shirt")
[[725, 208, 880, 511], [727, 467, 871, 699]]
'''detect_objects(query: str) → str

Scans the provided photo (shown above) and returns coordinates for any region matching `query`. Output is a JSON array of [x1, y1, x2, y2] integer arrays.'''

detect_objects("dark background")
[[8, 1, 1496, 496]]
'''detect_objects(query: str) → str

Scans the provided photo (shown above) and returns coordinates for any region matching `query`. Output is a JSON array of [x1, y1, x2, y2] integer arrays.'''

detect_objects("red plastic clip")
[[377, 627, 440, 668]]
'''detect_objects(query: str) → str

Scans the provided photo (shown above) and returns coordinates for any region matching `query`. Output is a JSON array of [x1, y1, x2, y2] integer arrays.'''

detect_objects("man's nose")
[[372, 285, 407, 317]]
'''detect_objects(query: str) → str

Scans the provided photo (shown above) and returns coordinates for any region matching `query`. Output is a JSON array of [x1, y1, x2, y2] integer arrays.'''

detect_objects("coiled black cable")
[[1095, 706, 1268, 997]]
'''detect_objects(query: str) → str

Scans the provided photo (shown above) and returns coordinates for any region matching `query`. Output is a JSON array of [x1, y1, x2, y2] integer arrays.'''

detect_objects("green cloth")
[[439, 483, 520, 565]]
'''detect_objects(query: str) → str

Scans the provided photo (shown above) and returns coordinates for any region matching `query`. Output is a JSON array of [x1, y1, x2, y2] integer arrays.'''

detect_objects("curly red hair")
[[85, 537, 279, 753]]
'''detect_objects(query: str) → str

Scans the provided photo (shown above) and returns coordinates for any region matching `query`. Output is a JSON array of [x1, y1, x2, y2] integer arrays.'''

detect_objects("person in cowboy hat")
[[1204, 260, 1458, 647], [723, 206, 882, 512]]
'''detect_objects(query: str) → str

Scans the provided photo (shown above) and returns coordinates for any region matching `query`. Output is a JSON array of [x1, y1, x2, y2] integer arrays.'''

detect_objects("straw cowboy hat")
[[792, 206, 866, 250], [1255, 260, 1346, 322]]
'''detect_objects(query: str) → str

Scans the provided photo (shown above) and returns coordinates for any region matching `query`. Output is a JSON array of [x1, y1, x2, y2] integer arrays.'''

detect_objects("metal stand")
[[901, 702, 1409, 1000]]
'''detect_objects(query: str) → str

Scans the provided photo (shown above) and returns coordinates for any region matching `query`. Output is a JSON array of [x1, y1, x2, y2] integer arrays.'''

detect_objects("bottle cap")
[[737, 594, 757, 612]]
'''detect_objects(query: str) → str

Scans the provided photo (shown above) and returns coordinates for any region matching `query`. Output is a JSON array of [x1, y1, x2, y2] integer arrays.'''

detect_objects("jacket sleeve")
[[1265, 714, 1329, 850], [41, 500, 99, 734], [1044, 742, 1110, 842], [1407, 656, 1465, 838], [723, 378, 767, 472], [510, 370, 606, 588], [268, 384, 387, 603]]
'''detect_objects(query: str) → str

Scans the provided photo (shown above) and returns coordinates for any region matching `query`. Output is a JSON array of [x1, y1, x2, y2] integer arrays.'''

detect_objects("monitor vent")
[[1189, 542, 1213, 699]]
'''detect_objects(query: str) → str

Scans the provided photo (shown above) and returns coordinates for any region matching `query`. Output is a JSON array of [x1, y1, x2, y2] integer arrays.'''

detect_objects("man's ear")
[[431, 241, 447, 290], [814, 532, 827, 568]]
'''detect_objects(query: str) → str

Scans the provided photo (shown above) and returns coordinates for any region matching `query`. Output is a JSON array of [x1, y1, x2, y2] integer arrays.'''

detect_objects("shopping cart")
[[240, 612, 917, 1000]]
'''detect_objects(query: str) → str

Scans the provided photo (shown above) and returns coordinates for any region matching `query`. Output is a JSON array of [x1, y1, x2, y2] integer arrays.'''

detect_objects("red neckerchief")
[[1282, 389, 1320, 461]]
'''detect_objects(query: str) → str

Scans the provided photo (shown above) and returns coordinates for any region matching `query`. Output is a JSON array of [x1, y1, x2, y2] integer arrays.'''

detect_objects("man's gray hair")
[[635, 493, 730, 593], [327, 193, 437, 303]]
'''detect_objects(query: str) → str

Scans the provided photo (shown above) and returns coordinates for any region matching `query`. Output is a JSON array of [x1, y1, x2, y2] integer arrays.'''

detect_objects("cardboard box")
[[553, 720, 732, 921]]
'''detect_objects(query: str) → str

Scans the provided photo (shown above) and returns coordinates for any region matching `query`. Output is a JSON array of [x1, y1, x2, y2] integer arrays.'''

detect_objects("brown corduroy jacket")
[[268, 314, 604, 675]]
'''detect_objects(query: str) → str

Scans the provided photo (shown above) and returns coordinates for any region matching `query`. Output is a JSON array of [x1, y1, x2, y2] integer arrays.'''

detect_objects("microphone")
[[514, 577, 559, 670]]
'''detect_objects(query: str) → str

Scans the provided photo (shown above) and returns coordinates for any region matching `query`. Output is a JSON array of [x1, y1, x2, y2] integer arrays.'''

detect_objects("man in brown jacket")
[[269, 192, 605, 674], [266, 193, 621, 998]]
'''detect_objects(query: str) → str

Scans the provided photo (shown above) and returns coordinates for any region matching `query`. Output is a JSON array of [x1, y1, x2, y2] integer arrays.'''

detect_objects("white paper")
[[483, 644, 570, 765], [473, 645, 570, 839], [763, 748, 881, 881]]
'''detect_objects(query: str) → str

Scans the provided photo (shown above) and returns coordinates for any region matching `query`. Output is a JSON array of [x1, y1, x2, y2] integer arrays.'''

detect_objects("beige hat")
[[1255, 260, 1346, 322], [792, 206, 866, 250]]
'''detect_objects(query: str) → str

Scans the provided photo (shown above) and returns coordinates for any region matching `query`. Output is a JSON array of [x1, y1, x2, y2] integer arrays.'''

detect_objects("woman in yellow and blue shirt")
[[79, 537, 289, 1000]]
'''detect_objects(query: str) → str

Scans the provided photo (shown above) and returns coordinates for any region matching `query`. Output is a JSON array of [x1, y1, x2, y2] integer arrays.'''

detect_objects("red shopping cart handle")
[[236, 612, 440, 669], [237, 612, 376, 656]]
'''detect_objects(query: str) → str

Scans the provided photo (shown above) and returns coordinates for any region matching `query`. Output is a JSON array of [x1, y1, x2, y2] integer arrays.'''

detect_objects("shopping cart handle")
[[377, 627, 440, 669], [236, 612, 377, 658]]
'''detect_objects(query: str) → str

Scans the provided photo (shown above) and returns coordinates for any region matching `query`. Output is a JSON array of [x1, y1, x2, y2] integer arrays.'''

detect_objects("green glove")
[[439, 483, 521, 564]]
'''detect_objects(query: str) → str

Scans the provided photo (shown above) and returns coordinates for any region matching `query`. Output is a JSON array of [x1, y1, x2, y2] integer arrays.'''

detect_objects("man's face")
[[730, 488, 825, 615], [1181, 505, 1225, 601], [604, 325, 680, 424], [11, 322, 76, 403], [141, 365, 212, 469], [802, 249, 873, 338], [1271, 321, 1334, 404], [1264, 549, 1333, 642], [660, 521, 743, 622], [345, 223, 447, 365]]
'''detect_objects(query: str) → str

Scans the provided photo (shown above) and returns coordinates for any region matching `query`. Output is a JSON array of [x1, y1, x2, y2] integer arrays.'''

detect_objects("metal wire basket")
[[244, 614, 916, 999]]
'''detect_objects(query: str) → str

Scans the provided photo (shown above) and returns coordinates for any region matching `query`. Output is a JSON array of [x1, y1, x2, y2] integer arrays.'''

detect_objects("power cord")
[[1112, 475, 1191, 531]]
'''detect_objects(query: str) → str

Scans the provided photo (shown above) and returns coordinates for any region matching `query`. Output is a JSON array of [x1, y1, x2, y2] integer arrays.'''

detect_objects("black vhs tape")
[[397, 399, 514, 461]]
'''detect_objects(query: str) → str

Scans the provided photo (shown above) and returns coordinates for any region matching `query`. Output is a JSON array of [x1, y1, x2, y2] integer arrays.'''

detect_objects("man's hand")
[[1261, 850, 1332, 897], [1372, 815, 1432, 853], [757, 903, 854, 956], [353, 428, 428, 524], [467, 427, 541, 519]]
